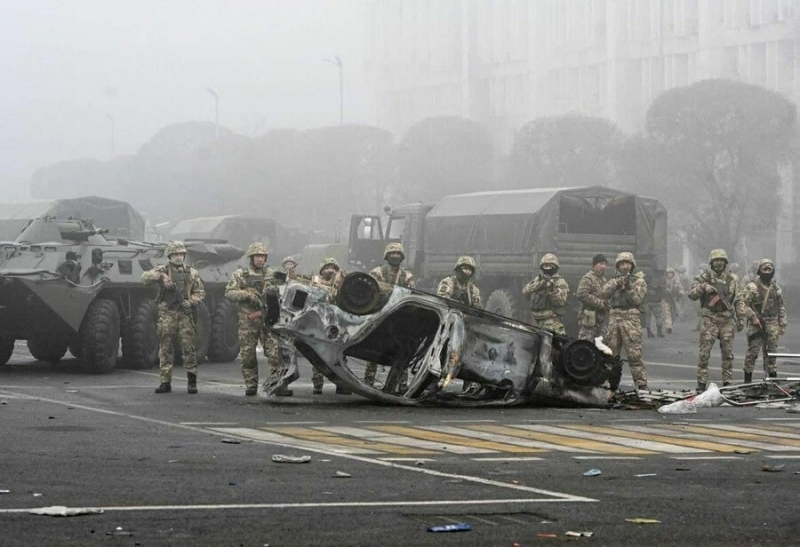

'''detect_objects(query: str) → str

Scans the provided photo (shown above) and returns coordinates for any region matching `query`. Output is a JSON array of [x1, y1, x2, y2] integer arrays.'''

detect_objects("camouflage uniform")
[[522, 253, 569, 334], [575, 260, 609, 341], [364, 243, 416, 388], [663, 268, 684, 332], [642, 275, 666, 338], [437, 256, 483, 308], [141, 241, 205, 391], [742, 259, 787, 380], [224, 243, 284, 395], [687, 249, 750, 389], [600, 252, 648, 390]]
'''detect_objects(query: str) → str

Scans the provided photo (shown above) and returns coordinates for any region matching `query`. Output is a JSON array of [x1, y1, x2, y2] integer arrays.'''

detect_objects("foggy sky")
[[0, 0, 371, 201]]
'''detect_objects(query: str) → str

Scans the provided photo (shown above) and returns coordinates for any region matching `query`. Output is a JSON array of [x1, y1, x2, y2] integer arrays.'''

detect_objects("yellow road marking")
[[369, 425, 543, 453], [469, 425, 654, 455], [262, 427, 437, 455], [661, 425, 800, 448], [561, 424, 754, 453]]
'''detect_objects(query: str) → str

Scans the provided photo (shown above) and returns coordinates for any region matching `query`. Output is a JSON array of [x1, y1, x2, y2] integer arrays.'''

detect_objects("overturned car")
[[268, 272, 617, 407]]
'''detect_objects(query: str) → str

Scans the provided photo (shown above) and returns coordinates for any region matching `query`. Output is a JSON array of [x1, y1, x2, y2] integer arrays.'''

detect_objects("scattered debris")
[[734, 449, 755, 455], [221, 438, 241, 444], [625, 518, 661, 524], [565, 531, 594, 537], [32, 493, 42, 497], [334, 471, 352, 478], [0, 489, 9, 494], [271, 455, 311, 464], [674, 467, 691, 471], [583, 468, 602, 477], [107, 526, 133, 537], [228, 482, 237, 486], [536, 533, 558, 538], [762, 464, 785, 473], [1, 400, 8, 405], [634, 473, 657, 478], [427, 523, 471, 533], [168, 460, 179, 463], [657, 399, 696, 414], [65, 390, 78, 393], [414, 460, 425, 466], [29, 506, 104, 517]]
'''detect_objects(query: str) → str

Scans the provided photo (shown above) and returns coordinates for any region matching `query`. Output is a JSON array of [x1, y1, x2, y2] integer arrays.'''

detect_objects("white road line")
[[378, 458, 436, 462], [688, 423, 800, 441], [758, 418, 800, 421], [440, 419, 498, 423], [316, 426, 493, 454], [260, 421, 327, 425], [209, 427, 381, 455], [572, 456, 643, 460], [0, 497, 596, 515], [614, 424, 800, 452], [180, 422, 239, 426], [422, 426, 596, 454], [512, 424, 708, 454], [763, 455, 800, 459], [672, 456, 743, 460], [354, 420, 411, 424], [0, 389, 594, 502], [471, 457, 545, 462]]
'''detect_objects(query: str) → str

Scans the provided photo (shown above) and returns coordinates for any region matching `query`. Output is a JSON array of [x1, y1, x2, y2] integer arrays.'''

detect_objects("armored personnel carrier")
[[0, 216, 242, 372]]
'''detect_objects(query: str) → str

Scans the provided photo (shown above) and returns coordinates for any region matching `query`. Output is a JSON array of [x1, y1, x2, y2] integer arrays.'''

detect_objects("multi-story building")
[[364, 0, 800, 265]]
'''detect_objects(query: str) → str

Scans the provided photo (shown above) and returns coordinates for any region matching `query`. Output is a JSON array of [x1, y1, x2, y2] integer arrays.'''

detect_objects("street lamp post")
[[207, 87, 219, 140], [324, 55, 344, 125]]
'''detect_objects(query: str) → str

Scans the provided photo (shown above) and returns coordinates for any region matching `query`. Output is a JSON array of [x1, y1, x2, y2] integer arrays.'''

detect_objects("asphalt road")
[[1, 318, 799, 546]]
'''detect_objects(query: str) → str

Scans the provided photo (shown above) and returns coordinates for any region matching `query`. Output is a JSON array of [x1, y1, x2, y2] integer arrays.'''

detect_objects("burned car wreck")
[[267, 272, 617, 407]]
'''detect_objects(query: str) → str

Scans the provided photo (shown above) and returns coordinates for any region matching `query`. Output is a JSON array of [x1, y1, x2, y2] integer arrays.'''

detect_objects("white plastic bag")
[[657, 399, 697, 414], [693, 383, 723, 408]]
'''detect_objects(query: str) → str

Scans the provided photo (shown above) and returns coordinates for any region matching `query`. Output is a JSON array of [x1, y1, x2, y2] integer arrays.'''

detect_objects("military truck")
[[0, 216, 242, 371], [348, 186, 667, 335]]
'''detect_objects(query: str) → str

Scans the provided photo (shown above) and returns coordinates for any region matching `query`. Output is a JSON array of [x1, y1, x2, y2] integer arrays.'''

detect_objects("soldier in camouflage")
[[522, 253, 569, 334], [142, 241, 205, 394], [642, 272, 666, 338], [663, 267, 684, 333], [742, 259, 787, 382], [315, 257, 351, 395], [364, 243, 416, 389], [437, 256, 482, 308], [688, 249, 751, 392], [600, 252, 649, 391], [575, 253, 609, 341], [225, 242, 292, 397], [281, 256, 298, 280]]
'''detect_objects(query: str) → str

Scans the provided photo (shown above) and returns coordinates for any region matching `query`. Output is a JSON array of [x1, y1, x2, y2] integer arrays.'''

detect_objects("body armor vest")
[[242, 268, 267, 293], [451, 282, 471, 305], [157, 265, 191, 308], [609, 276, 636, 309], [700, 273, 732, 313], [382, 265, 410, 287], [751, 281, 781, 317]]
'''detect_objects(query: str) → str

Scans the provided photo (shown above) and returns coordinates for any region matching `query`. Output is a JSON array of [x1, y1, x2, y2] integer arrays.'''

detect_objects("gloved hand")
[[161, 273, 174, 289], [181, 300, 193, 312], [249, 294, 262, 306], [736, 321, 744, 333]]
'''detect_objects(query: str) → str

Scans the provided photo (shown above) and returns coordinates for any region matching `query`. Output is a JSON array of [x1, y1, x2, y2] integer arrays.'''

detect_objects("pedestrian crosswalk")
[[208, 420, 800, 459]]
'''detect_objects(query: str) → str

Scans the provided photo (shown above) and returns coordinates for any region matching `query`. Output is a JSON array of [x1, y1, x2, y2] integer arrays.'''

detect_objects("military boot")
[[696, 382, 706, 393], [245, 386, 258, 396], [657, 326, 664, 338], [187, 373, 197, 394], [744, 372, 752, 384], [155, 382, 171, 394], [768, 371, 778, 379], [666, 327, 673, 334], [275, 387, 294, 397], [646, 327, 655, 338]]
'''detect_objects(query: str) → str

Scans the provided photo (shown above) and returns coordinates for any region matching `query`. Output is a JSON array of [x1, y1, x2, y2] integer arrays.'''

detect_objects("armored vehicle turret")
[[0, 216, 243, 372]]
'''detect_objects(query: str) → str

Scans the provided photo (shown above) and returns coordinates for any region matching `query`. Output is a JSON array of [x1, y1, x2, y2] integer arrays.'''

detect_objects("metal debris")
[[761, 464, 785, 473], [271, 455, 311, 464], [221, 438, 241, 444], [583, 468, 602, 477], [29, 506, 104, 517], [334, 471, 352, 478]]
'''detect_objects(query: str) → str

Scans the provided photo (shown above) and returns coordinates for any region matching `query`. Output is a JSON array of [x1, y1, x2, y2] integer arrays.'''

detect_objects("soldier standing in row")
[[364, 243, 415, 389], [522, 253, 569, 334], [642, 273, 666, 338], [600, 252, 649, 391], [281, 256, 298, 281], [316, 257, 350, 395], [142, 241, 205, 394], [742, 259, 787, 383], [575, 253, 609, 341], [225, 243, 292, 397], [437, 256, 483, 308], [663, 267, 683, 333], [688, 249, 750, 392]]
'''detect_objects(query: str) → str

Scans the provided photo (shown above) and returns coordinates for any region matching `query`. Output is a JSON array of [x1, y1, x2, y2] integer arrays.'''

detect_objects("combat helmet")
[[319, 257, 340, 274], [676, 264, 686, 274], [666, 267, 675, 275], [165, 241, 187, 256], [708, 249, 728, 265], [246, 242, 268, 257], [540, 253, 559, 268], [384, 242, 405, 260], [454, 255, 477, 272], [757, 258, 775, 273], [615, 251, 636, 269], [728, 262, 740, 274], [281, 256, 297, 267]]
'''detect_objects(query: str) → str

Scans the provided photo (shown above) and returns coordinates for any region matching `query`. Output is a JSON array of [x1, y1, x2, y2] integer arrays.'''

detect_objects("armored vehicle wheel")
[[68, 338, 82, 359], [0, 338, 15, 365], [195, 301, 211, 363], [27, 336, 69, 362], [485, 289, 518, 320], [80, 298, 121, 374], [208, 299, 240, 362], [122, 299, 158, 369]]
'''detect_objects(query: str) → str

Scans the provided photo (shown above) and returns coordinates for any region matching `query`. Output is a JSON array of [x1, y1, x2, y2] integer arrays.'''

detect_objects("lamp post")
[[207, 87, 219, 139], [324, 55, 344, 125], [106, 114, 115, 157]]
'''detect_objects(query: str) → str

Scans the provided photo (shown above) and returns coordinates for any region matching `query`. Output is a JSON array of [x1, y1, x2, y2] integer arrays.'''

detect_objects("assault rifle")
[[703, 275, 743, 331], [162, 285, 196, 327]]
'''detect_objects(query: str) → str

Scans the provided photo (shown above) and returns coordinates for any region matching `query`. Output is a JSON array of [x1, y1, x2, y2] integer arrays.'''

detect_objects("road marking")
[[378, 458, 436, 462], [513, 424, 708, 453], [757, 418, 800, 421], [0, 389, 594, 501], [763, 455, 800, 459], [440, 419, 498, 423], [354, 420, 411, 424], [180, 422, 239, 426], [260, 421, 327, 425], [209, 427, 382, 455], [0, 497, 596, 515], [427, 425, 589, 453], [264, 426, 439, 455], [561, 424, 746, 453], [469, 424, 652, 455], [671, 456, 743, 460], [613, 424, 800, 452], [316, 426, 490, 454], [665, 423, 800, 443], [371, 425, 541, 454], [572, 456, 643, 460], [471, 457, 545, 462]]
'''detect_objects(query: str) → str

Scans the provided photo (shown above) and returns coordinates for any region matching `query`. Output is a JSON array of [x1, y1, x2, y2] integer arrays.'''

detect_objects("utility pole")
[[324, 55, 344, 125], [207, 87, 219, 139]]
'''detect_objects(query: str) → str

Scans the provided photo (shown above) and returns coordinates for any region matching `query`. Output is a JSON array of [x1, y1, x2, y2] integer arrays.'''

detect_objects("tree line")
[[30, 79, 796, 262]]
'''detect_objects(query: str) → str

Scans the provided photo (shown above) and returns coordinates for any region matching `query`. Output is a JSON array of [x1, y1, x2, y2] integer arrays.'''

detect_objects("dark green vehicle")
[[0, 216, 243, 372], [348, 186, 667, 336]]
